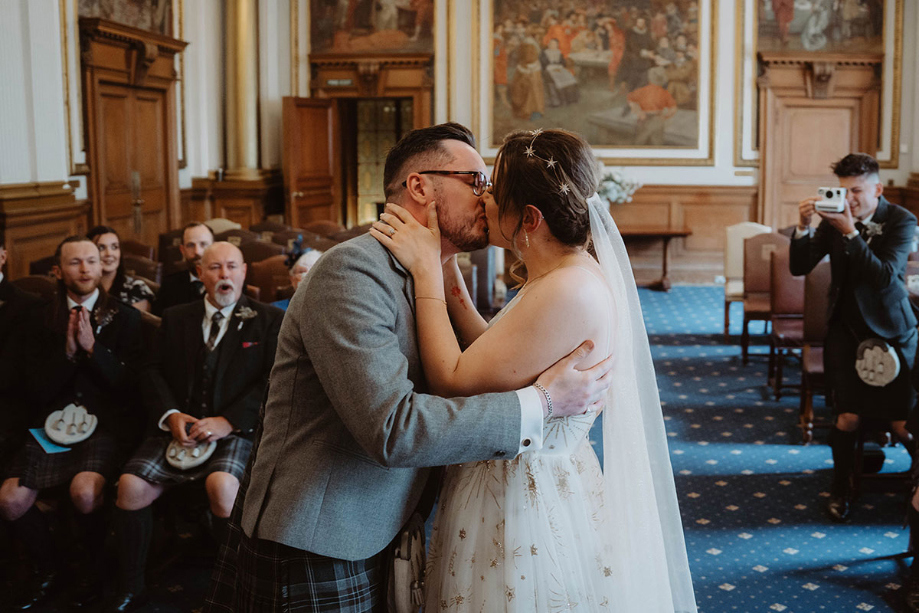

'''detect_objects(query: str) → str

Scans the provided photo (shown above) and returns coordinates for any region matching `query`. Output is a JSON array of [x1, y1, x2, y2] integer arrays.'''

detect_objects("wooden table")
[[619, 226, 692, 291]]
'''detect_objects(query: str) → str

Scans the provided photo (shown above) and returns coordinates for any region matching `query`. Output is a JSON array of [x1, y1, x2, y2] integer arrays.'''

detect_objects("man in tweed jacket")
[[205, 123, 612, 612]]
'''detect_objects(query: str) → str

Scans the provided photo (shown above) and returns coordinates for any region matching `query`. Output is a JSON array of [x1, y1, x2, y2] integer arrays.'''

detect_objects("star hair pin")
[[559, 183, 571, 195]]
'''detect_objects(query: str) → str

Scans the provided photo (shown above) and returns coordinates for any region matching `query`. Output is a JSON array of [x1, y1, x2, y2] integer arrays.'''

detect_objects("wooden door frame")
[[757, 52, 882, 228], [80, 18, 187, 235]]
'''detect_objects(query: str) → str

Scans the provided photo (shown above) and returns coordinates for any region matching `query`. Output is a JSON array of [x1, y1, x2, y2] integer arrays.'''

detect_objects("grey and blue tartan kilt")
[[208, 530, 388, 613], [5, 430, 118, 490], [121, 433, 252, 485]]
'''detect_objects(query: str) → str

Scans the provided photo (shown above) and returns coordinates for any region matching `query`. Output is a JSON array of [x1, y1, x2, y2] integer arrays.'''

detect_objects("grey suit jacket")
[[242, 234, 523, 561]]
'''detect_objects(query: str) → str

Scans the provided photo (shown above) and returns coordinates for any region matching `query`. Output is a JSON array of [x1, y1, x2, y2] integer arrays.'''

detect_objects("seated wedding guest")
[[271, 247, 323, 310], [0, 236, 43, 466], [0, 236, 143, 610], [153, 222, 214, 315], [110, 242, 282, 612], [87, 225, 155, 312]]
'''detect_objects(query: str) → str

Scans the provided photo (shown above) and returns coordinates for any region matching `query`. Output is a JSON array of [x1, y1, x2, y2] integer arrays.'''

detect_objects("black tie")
[[72, 305, 83, 314], [855, 221, 866, 237], [206, 312, 224, 351]]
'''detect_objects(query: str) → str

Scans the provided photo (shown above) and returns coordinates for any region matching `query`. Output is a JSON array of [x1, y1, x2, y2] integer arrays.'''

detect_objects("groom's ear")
[[402, 173, 432, 206]]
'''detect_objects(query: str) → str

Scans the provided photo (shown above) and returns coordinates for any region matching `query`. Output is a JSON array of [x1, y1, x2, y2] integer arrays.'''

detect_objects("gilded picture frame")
[[473, 0, 718, 166], [734, 0, 903, 169]]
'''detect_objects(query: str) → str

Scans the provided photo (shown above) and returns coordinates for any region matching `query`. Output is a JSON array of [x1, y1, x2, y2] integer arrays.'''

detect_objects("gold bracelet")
[[415, 296, 447, 306]]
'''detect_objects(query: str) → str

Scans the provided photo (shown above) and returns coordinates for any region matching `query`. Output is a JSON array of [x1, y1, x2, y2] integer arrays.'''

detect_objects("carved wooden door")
[[97, 84, 169, 246], [282, 97, 341, 227]]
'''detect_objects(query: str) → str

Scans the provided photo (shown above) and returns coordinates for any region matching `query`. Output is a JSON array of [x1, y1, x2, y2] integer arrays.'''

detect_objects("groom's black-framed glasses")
[[402, 171, 492, 197]]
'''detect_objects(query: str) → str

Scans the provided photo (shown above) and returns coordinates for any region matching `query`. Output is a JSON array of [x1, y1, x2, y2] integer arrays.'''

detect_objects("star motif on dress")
[[529, 128, 543, 137], [525, 146, 535, 158], [559, 183, 570, 195], [546, 157, 557, 169]]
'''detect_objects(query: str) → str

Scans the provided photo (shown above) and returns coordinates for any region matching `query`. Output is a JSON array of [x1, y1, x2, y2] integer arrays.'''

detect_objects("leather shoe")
[[826, 495, 850, 522], [103, 590, 148, 613], [8, 569, 57, 610]]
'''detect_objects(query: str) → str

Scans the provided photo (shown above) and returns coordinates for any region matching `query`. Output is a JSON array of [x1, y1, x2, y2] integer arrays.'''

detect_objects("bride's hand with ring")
[[370, 202, 442, 275]]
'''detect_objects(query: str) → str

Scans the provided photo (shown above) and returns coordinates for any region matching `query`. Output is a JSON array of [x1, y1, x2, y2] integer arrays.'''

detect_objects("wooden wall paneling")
[[80, 18, 187, 245], [615, 185, 759, 285], [0, 182, 89, 280], [757, 54, 882, 230]]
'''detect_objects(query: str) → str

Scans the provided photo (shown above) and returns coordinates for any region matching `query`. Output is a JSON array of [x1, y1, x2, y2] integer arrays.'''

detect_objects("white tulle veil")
[[587, 193, 697, 613]]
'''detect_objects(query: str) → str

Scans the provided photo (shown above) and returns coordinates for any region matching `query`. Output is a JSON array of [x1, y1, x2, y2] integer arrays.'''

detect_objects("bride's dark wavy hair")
[[492, 129, 598, 285]]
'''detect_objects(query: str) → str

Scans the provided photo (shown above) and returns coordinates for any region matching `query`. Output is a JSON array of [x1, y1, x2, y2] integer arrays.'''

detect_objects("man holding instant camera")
[[790, 153, 918, 526]]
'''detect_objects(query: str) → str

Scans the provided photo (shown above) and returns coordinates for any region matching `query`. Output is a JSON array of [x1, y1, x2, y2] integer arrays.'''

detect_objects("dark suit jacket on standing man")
[[789, 195, 918, 420]]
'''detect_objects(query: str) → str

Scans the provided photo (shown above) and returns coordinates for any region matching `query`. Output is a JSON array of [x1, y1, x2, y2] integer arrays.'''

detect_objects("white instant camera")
[[815, 187, 847, 213]]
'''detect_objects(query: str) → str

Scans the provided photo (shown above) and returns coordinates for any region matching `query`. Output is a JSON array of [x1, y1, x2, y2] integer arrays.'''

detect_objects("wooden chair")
[[122, 254, 163, 285], [214, 229, 259, 247], [29, 256, 56, 277], [240, 240, 284, 264], [160, 245, 185, 276], [741, 232, 790, 364], [331, 224, 373, 243], [246, 255, 290, 304], [249, 221, 291, 243], [243, 284, 260, 301], [11, 275, 56, 302], [724, 222, 771, 337], [274, 285, 295, 302], [269, 230, 316, 252], [301, 220, 345, 238], [206, 218, 242, 234], [158, 228, 185, 259], [120, 239, 155, 261], [799, 259, 830, 444], [768, 249, 805, 399]]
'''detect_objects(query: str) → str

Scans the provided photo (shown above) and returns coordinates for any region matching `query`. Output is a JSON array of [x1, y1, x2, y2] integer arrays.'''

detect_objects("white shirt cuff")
[[794, 226, 810, 239], [844, 229, 859, 240], [515, 387, 544, 455], [158, 409, 180, 431]]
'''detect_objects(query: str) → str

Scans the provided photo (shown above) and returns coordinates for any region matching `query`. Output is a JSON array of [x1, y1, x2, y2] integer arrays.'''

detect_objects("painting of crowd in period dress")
[[758, 0, 884, 54], [78, 0, 171, 35], [310, 0, 434, 54], [491, 0, 703, 148]]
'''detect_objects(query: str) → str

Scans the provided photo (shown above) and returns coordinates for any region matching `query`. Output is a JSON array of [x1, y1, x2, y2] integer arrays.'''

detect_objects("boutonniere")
[[234, 306, 257, 330], [93, 305, 116, 334], [863, 220, 884, 241]]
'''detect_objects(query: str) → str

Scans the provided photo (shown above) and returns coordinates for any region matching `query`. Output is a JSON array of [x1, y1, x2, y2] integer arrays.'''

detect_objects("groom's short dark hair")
[[383, 123, 476, 200]]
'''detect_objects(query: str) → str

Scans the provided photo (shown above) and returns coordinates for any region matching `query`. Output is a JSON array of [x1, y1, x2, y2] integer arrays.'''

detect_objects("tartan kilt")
[[5, 431, 119, 490], [121, 433, 251, 485], [825, 321, 917, 421], [210, 530, 387, 613]]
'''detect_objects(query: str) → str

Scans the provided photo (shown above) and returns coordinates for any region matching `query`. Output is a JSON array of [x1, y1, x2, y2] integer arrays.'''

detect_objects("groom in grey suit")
[[205, 123, 611, 612]]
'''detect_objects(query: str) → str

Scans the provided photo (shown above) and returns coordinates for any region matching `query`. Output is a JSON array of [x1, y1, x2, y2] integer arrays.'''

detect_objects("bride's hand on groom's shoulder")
[[370, 202, 442, 274], [536, 340, 614, 418]]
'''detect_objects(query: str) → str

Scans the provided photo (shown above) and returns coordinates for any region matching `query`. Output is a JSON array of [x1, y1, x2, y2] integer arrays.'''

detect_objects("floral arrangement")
[[597, 162, 642, 204]]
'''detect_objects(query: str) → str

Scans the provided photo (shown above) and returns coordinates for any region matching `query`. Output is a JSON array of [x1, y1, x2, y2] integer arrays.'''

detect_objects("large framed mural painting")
[[734, 0, 902, 168], [309, 0, 435, 54], [477, 0, 716, 165]]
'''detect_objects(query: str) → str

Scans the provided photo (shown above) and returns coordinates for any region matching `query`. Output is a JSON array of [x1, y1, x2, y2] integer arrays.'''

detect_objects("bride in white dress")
[[372, 128, 696, 612]]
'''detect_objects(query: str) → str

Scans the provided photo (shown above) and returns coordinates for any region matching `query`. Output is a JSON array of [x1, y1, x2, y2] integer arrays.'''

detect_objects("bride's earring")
[[524, 230, 530, 249]]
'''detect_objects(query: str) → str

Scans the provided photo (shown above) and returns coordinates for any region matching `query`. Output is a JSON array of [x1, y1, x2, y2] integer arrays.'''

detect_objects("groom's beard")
[[436, 200, 489, 253]]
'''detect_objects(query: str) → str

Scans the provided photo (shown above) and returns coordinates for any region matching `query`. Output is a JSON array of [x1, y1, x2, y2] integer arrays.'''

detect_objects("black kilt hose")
[[122, 433, 252, 485], [825, 319, 917, 421]]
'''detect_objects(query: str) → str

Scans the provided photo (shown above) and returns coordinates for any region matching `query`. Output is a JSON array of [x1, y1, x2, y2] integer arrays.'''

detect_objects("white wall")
[[0, 0, 68, 185]]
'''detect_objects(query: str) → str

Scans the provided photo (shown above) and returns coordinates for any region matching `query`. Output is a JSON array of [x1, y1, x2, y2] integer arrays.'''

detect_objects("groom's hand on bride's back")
[[535, 340, 613, 418]]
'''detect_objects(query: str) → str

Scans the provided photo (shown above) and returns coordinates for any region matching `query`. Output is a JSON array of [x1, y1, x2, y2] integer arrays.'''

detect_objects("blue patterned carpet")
[[6, 286, 915, 612], [613, 286, 913, 613]]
